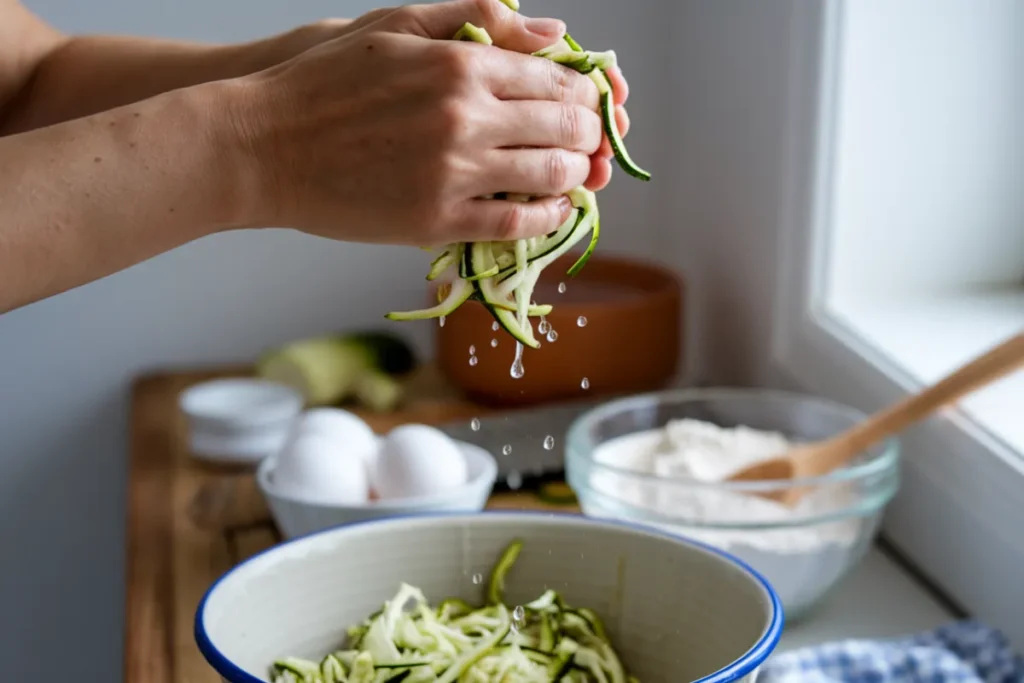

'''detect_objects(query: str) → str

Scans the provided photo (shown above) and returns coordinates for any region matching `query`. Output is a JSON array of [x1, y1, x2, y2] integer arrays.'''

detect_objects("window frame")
[[769, 0, 1024, 648]]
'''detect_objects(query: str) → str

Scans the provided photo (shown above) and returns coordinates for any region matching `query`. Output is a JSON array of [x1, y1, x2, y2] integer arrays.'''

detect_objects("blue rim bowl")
[[196, 511, 783, 683]]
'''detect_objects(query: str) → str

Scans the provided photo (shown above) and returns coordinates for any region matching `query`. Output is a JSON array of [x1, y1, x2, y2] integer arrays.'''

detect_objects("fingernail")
[[525, 17, 565, 36], [556, 195, 573, 220]]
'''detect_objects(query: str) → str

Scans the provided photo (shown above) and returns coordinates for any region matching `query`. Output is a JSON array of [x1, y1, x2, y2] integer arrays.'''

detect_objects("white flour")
[[587, 419, 869, 616]]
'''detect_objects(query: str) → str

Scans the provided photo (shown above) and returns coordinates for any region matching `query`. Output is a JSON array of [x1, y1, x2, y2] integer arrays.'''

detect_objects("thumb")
[[390, 0, 565, 54]]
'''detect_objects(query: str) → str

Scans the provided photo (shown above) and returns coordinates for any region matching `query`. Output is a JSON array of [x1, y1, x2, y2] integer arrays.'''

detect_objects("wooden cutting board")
[[125, 365, 580, 683]]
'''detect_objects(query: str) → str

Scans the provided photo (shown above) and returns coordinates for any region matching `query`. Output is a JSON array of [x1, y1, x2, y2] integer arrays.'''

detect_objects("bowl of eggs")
[[257, 408, 498, 539]]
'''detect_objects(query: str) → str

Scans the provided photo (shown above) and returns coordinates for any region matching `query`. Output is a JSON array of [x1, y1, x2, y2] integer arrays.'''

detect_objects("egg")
[[273, 432, 370, 505], [373, 424, 468, 499], [289, 408, 379, 474]]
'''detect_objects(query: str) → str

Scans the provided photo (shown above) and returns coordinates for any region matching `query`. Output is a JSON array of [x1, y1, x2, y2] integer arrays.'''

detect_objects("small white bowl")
[[195, 513, 783, 683], [179, 379, 304, 466], [257, 441, 498, 538]]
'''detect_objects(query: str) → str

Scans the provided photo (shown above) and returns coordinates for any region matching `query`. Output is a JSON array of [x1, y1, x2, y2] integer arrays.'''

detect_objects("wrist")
[[186, 78, 271, 232]]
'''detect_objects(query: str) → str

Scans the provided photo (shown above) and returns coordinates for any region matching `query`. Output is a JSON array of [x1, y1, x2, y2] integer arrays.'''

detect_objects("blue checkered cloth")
[[759, 621, 1024, 683]]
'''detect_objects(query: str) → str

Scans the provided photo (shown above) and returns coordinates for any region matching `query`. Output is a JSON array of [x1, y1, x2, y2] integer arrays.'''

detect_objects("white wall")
[[1, 1, 668, 680], [659, 0, 803, 388]]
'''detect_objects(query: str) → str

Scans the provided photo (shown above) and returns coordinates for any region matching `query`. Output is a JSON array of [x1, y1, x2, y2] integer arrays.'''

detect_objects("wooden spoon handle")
[[823, 332, 1024, 461]]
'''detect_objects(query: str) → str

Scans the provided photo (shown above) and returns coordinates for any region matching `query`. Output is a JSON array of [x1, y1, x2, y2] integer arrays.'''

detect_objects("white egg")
[[290, 408, 379, 474], [274, 432, 370, 505], [374, 424, 468, 499]]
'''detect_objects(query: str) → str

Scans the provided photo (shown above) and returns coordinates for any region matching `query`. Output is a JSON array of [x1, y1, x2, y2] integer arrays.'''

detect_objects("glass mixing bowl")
[[565, 388, 900, 621]]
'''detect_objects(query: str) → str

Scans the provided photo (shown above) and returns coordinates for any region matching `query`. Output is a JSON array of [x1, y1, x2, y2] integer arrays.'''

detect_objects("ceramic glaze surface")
[[196, 513, 782, 683]]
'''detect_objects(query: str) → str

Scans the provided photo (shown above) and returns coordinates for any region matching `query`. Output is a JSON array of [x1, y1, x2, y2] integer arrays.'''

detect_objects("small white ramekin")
[[179, 379, 305, 466]]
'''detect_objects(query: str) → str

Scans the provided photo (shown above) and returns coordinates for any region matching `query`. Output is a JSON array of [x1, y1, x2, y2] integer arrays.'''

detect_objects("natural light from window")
[[819, 0, 1023, 456]]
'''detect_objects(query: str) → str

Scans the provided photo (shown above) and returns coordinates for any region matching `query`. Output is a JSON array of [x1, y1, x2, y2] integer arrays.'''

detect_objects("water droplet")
[[546, 329, 559, 343], [538, 319, 550, 334], [492, 321, 500, 332], [557, 282, 567, 294], [471, 573, 483, 584], [502, 444, 512, 456], [577, 316, 588, 328], [469, 345, 476, 355], [469, 355, 478, 366], [510, 342, 525, 379], [543, 435, 555, 450], [490, 338, 498, 348], [439, 315, 446, 327], [470, 417, 481, 431], [507, 471, 522, 490], [512, 605, 526, 632], [581, 377, 590, 390]]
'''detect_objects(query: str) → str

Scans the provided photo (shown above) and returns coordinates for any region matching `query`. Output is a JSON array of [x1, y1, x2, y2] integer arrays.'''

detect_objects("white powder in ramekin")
[[586, 420, 869, 615]]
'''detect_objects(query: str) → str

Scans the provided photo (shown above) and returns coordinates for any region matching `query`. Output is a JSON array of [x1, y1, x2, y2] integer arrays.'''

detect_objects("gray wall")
[[2, 0, 673, 680]]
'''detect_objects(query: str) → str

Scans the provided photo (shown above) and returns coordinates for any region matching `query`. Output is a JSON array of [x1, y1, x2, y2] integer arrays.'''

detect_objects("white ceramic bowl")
[[196, 513, 782, 683], [257, 441, 498, 538], [179, 379, 305, 465]]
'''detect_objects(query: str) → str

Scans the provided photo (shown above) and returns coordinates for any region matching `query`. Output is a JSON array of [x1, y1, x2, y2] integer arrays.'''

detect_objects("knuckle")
[[435, 43, 476, 82], [544, 150, 571, 191], [469, 0, 503, 24], [435, 97, 471, 140], [497, 201, 529, 240], [580, 107, 603, 152], [558, 104, 584, 148], [545, 61, 574, 99], [579, 72, 601, 106]]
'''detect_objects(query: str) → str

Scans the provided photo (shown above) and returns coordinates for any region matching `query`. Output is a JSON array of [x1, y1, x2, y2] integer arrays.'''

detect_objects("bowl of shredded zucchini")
[[195, 513, 782, 683]]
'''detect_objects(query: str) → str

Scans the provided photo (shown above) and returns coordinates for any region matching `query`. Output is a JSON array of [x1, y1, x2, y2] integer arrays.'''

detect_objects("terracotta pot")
[[435, 252, 684, 407]]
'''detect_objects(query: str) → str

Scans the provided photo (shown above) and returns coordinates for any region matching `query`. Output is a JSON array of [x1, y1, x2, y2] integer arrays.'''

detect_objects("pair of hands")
[[231, 0, 630, 246]]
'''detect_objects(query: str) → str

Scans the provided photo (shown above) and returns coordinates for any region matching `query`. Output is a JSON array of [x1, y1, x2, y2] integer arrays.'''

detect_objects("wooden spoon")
[[728, 332, 1024, 505]]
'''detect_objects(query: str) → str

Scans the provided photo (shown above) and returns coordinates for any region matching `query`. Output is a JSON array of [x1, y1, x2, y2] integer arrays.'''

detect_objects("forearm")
[[0, 81, 255, 313], [0, 22, 349, 134]]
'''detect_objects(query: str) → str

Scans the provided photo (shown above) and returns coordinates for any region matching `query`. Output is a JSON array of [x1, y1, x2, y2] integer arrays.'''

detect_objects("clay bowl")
[[435, 252, 684, 407]]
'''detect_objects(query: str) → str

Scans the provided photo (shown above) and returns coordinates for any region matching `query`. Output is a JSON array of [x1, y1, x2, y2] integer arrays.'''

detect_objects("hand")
[[271, 11, 631, 196], [232, 0, 615, 246]]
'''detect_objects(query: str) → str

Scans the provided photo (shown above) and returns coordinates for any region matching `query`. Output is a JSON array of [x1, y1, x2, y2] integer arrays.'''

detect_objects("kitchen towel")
[[760, 621, 1024, 683]]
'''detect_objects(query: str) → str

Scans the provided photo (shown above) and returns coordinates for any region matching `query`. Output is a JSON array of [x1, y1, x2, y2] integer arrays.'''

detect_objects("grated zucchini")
[[270, 540, 637, 683]]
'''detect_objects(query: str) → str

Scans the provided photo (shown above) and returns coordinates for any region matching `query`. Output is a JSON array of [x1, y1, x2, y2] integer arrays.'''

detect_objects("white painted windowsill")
[[827, 289, 1024, 458], [779, 545, 954, 652]]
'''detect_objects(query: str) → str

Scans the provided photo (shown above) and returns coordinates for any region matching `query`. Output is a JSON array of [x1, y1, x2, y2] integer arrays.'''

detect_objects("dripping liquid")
[[510, 341, 525, 379]]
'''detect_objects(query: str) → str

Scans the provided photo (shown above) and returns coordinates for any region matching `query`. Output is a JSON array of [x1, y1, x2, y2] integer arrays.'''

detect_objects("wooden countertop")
[[125, 366, 579, 683]]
